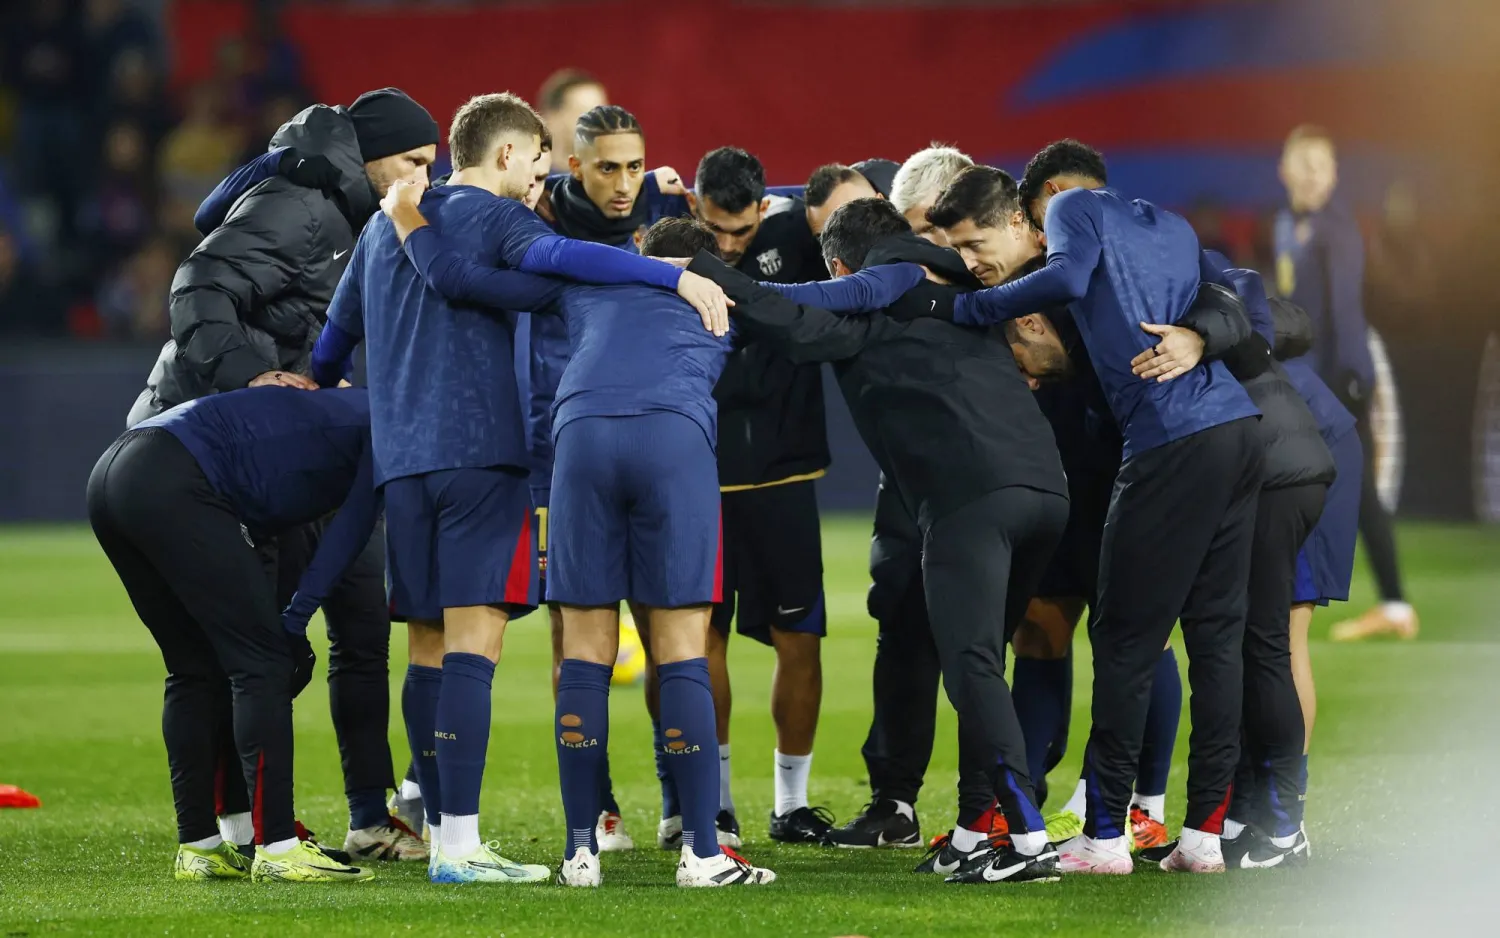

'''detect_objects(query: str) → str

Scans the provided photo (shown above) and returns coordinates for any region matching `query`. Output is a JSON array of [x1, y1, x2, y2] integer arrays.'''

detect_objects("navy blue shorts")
[[711, 479, 826, 646], [382, 467, 539, 621], [530, 480, 552, 596], [548, 413, 722, 608], [1294, 430, 1362, 605]]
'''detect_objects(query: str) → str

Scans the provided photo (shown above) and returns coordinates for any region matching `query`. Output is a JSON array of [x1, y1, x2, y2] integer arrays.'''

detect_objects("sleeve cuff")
[[211, 348, 273, 392]]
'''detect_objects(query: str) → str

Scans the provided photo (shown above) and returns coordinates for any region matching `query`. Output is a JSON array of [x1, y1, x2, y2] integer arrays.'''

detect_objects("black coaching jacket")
[[691, 233, 1069, 531], [1184, 284, 1337, 490], [128, 105, 377, 426]]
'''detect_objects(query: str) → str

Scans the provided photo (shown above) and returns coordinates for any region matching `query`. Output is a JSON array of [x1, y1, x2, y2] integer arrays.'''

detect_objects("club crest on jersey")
[[756, 247, 782, 276]]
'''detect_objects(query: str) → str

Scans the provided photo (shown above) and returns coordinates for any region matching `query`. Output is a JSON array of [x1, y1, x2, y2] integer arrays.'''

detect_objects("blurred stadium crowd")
[[0, 0, 310, 340], [0, 0, 1461, 354]]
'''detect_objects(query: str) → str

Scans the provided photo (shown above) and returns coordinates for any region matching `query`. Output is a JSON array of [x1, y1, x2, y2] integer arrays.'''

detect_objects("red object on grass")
[[0, 785, 41, 808]]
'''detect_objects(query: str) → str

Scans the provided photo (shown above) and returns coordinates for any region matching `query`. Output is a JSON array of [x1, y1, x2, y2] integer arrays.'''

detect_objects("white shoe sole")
[[676, 867, 776, 887]]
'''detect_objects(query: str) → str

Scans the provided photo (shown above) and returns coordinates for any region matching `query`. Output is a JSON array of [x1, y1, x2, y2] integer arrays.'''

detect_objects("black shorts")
[[711, 480, 825, 645]]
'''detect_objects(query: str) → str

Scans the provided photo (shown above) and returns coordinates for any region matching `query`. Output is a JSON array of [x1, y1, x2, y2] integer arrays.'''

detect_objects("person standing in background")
[[1275, 125, 1418, 642], [537, 69, 608, 166]]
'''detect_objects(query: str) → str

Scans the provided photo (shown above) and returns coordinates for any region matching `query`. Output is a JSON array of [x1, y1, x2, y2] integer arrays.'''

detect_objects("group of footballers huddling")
[[89, 74, 1415, 888]]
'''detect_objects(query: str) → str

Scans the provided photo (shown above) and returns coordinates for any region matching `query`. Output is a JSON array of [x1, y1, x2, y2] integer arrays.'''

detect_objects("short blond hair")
[[1284, 124, 1336, 156], [449, 93, 544, 170], [891, 143, 974, 214]]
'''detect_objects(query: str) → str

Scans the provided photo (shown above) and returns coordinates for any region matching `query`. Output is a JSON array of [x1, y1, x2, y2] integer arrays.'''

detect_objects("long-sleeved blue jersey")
[[133, 386, 377, 633], [194, 147, 289, 235], [1273, 194, 1375, 396], [951, 186, 1257, 458], [522, 172, 685, 479], [316, 183, 684, 487], [397, 227, 922, 453], [1217, 263, 1357, 448]]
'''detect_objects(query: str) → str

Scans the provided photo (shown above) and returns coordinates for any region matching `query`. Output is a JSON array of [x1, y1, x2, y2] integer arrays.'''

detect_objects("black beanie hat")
[[349, 87, 439, 163], [852, 158, 900, 200]]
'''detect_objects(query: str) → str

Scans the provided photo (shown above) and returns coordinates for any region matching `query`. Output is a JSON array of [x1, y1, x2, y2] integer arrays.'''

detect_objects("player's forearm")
[[952, 259, 1083, 326], [404, 227, 566, 311], [1181, 284, 1253, 359], [689, 252, 869, 361], [310, 320, 358, 388], [519, 235, 680, 290], [767, 263, 924, 314], [387, 201, 430, 244], [283, 462, 377, 635], [195, 147, 288, 235]]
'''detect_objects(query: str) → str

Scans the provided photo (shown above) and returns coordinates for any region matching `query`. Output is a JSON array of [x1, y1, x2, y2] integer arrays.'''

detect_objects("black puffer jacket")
[[1184, 284, 1336, 489], [128, 105, 376, 425]]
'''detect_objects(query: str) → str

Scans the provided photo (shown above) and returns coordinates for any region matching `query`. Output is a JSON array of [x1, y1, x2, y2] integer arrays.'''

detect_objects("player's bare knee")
[[647, 605, 712, 665], [559, 605, 619, 665], [407, 618, 445, 668], [1011, 597, 1081, 659], [442, 604, 509, 661], [769, 627, 821, 672]]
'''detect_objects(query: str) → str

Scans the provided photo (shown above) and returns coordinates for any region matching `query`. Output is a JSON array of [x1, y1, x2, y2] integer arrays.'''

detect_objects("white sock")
[[427, 822, 441, 847], [718, 744, 735, 814], [1179, 826, 1218, 854], [264, 837, 299, 854], [1382, 601, 1414, 623], [1089, 834, 1127, 853], [773, 750, 812, 816], [441, 813, 480, 857], [186, 834, 223, 850], [950, 825, 987, 853], [892, 800, 915, 822], [399, 778, 422, 801], [1269, 831, 1298, 849], [218, 812, 254, 846], [1062, 779, 1088, 818], [1011, 830, 1047, 856], [1222, 819, 1247, 841], [1131, 792, 1165, 824]]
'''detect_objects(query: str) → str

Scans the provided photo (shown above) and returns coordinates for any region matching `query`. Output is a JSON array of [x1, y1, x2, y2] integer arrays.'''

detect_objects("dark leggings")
[[1354, 404, 1404, 602], [922, 486, 1069, 837], [1231, 482, 1325, 835], [87, 430, 296, 845]]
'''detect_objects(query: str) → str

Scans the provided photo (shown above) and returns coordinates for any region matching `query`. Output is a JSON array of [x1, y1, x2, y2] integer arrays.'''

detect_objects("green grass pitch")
[[1, 519, 1497, 936]]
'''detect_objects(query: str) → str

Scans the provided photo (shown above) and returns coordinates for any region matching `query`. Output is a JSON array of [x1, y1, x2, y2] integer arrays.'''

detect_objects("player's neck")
[[449, 167, 503, 197]]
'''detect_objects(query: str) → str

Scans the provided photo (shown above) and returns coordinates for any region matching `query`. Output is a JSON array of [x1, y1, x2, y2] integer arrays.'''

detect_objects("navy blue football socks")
[[347, 787, 389, 832], [599, 754, 621, 816], [435, 653, 495, 821], [401, 663, 443, 830], [1011, 656, 1070, 805], [658, 658, 720, 859], [653, 717, 683, 819], [1135, 648, 1182, 798], [555, 658, 612, 859]]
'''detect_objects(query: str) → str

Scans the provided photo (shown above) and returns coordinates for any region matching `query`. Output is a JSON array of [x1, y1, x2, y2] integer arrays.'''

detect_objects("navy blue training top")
[[317, 183, 683, 486], [395, 228, 924, 455], [951, 186, 1257, 458], [1218, 264, 1357, 447], [134, 386, 377, 634], [1273, 195, 1375, 392]]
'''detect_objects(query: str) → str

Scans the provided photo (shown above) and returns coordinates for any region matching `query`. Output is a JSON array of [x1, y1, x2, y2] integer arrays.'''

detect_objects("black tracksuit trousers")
[[861, 573, 994, 823], [86, 429, 296, 845], [923, 486, 1069, 837], [1230, 482, 1325, 835], [1083, 417, 1264, 840], [269, 520, 395, 805], [1353, 401, 1404, 602]]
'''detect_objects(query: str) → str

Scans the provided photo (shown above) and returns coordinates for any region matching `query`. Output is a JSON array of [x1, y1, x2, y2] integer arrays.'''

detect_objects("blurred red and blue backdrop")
[[5, 0, 1497, 522], [167, 0, 1483, 228]]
